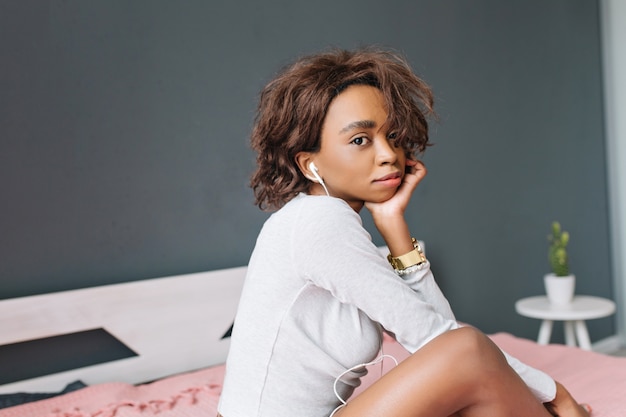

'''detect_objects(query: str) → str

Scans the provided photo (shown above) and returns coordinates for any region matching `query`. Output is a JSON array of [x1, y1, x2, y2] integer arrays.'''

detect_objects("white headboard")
[[0, 267, 246, 394]]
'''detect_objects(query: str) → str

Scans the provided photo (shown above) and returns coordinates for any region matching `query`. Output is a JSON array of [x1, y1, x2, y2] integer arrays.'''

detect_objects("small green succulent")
[[548, 221, 570, 276]]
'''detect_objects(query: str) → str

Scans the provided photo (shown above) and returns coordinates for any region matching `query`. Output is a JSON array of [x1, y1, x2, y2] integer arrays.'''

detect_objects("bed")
[[1, 264, 625, 417]]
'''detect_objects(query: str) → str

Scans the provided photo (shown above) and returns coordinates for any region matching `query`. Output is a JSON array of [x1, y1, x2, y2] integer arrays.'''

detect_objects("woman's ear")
[[295, 152, 330, 196], [295, 152, 316, 181]]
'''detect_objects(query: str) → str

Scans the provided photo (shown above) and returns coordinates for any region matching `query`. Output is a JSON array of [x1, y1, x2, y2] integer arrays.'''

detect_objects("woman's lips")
[[373, 172, 402, 187]]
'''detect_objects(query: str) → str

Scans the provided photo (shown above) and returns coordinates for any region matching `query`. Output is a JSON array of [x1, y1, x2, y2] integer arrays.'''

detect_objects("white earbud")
[[308, 162, 329, 196]]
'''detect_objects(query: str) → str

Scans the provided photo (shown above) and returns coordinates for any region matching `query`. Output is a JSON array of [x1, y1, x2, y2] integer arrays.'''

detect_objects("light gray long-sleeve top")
[[218, 193, 556, 417]]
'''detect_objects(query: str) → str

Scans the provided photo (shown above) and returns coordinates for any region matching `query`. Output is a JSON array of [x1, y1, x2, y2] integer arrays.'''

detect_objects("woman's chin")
[[364, 193, 396, 205], [375, 190, 399, 203]]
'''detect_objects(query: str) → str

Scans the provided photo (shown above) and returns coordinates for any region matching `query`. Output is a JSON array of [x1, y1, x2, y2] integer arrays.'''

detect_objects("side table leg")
[[537, 320, 553, 345], [564, 321, 576, 347], [574, 320, 592, 351]]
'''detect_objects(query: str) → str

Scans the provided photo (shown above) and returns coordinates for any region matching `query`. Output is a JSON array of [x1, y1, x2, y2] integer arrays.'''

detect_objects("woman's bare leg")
[[335, 327, 554, 417]]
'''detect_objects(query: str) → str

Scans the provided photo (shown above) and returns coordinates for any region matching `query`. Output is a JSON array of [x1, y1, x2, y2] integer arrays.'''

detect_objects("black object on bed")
[[0, 380, 87, 409]]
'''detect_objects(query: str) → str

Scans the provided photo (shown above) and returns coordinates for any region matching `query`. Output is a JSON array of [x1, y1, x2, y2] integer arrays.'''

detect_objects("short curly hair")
[[250, 47, 435, 210]]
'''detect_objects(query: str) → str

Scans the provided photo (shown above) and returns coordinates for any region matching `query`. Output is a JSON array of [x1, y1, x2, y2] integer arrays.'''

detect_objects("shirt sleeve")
[[399, 261, 456, 322], [291, 197, 457, 352], [500, 350, 557, 402], [290, 196, 556, 402]]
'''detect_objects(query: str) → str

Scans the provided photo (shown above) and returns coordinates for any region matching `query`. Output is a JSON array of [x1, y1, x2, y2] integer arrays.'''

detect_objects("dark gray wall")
[[1, 1, 613, 342]]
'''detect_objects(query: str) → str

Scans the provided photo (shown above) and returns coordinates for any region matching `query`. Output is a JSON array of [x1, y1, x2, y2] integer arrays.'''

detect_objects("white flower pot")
[[544, 273, 576, 306]]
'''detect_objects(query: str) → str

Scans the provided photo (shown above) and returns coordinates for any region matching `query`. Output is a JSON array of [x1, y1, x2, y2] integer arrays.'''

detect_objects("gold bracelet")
[[387, 238, 427, 270]]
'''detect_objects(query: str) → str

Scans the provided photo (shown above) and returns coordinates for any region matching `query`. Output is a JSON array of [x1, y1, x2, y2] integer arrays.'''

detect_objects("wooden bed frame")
[[0, 266, 246, 394]]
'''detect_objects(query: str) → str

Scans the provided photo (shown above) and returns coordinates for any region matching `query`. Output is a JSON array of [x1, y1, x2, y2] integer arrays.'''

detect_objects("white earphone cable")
[[329, 354, 399, 417]]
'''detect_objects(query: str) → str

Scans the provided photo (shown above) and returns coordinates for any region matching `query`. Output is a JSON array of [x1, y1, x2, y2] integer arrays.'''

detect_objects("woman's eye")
[[350, 136, 368, 146], [387, 132, 398, 140]]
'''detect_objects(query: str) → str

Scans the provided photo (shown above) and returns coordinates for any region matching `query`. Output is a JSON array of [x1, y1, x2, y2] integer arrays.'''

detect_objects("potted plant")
[[544, 221, 575, 305]]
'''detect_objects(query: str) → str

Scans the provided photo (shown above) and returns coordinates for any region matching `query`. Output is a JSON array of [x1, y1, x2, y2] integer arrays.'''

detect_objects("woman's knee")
[[438, 326, 487, 352], [439, 327, 507, 371]]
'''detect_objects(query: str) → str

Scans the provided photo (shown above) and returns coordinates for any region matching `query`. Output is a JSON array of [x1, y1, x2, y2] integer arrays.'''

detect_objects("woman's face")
[[310, 84, 407, 211]]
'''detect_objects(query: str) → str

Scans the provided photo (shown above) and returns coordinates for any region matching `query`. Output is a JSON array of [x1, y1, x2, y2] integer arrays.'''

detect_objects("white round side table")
[[515, 295, 615, 350]]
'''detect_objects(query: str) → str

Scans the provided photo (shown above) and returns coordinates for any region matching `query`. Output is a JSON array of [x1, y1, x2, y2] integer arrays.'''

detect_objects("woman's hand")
[[365, 159, 427, 256], [545, 381, 591, 416]]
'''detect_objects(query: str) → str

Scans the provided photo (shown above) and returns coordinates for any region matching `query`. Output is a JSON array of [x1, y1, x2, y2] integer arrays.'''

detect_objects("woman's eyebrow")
[[339, 120, 376, 134]]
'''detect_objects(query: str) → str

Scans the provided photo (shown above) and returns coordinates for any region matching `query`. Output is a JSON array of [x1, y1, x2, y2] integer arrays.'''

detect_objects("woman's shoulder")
[[284, 193, 353, 215], [270, 194, 360, 229]]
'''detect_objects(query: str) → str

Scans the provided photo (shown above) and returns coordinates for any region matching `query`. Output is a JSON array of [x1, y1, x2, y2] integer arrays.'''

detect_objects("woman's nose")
[[375, 137, 398, 165]]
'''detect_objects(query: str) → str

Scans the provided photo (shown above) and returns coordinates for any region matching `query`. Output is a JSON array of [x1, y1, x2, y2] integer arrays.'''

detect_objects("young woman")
[[217, 48, 590, 417]]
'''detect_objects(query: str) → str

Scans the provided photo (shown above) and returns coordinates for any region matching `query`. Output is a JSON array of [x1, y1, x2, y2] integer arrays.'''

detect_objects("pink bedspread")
[[2, 333, 625, 417], [0, 366, 226, 417], [489, 333, 626, 417]]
